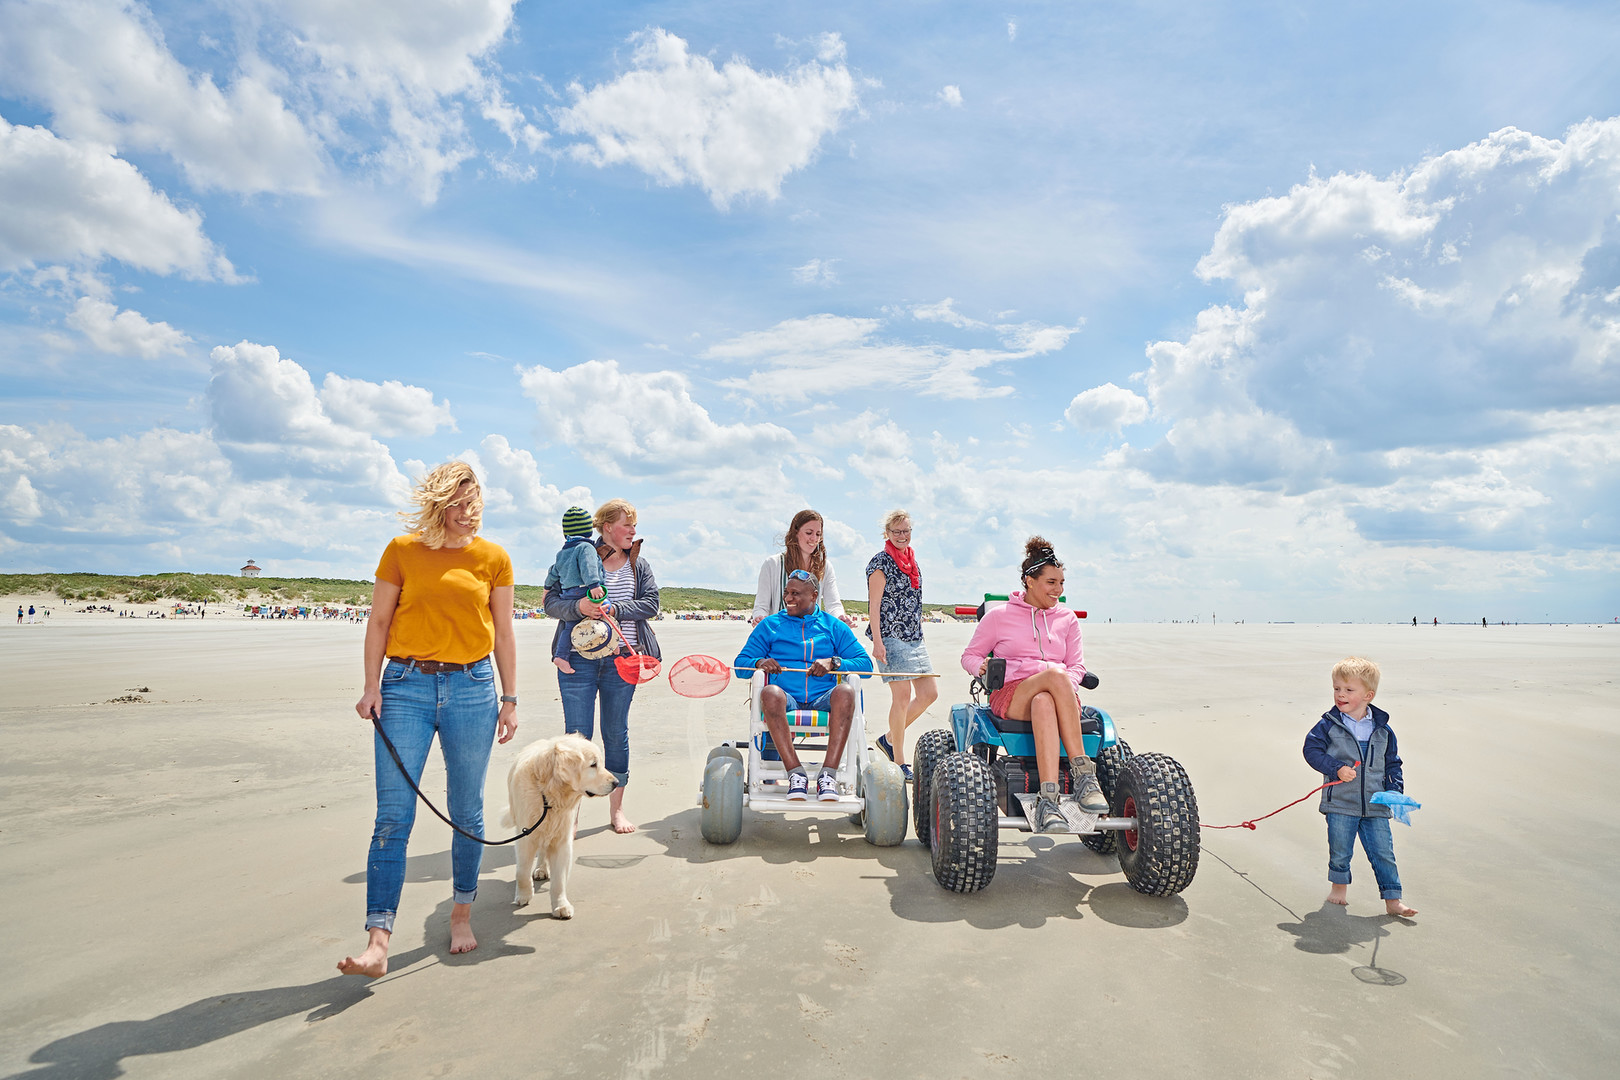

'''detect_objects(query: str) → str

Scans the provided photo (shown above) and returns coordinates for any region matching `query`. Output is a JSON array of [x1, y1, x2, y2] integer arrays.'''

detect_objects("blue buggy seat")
[[951, 703, 1115, 760]]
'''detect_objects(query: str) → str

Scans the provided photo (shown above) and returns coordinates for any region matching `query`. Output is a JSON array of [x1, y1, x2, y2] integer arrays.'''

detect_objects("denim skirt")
[[877, 634, 933, 683]]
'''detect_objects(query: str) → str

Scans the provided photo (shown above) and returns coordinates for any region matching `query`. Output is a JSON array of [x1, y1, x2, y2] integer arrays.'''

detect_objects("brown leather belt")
[[388, 656, 473, 674]]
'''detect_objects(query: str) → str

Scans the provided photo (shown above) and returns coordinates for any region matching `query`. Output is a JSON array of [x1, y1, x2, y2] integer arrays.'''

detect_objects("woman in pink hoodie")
[[960, 537, 1108, 829]]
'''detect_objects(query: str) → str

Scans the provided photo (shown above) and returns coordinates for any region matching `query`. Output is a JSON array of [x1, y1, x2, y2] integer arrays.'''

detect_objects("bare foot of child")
[[1385, 898, 1418, 917], [1326, 884, 1349, 906], [553, 658, 574, 674], [337, 929, 390, 978], [449, 903, 478, 954]]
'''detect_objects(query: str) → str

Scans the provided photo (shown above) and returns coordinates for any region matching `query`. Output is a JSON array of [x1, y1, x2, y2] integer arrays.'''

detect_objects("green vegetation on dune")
[[0, 572, 374, 606], [2, 573, 965, 614]]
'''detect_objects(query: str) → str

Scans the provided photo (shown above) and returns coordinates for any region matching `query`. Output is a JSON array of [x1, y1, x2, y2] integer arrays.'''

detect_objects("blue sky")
[[2, 0, 1618, 621]]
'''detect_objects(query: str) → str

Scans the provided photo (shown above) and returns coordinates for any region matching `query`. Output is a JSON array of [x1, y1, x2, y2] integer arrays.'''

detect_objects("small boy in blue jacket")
[[1302, 657, 1418, 917]]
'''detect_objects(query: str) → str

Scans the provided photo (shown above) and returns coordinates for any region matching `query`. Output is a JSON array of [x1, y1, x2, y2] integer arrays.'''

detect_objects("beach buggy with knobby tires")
[[913, 595, 1201, 896], [699, 671, 910, 848]]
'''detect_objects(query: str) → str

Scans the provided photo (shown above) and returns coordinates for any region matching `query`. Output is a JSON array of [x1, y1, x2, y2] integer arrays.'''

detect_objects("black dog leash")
[[369, 714, 549, 845]]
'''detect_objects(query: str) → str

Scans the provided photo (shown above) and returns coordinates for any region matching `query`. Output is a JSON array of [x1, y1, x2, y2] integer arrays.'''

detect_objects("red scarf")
[[885, 540, 921, 590]]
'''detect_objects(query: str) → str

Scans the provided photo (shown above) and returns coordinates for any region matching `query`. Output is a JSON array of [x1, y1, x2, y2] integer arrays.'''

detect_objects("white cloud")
[[65, 297, 190, 359], [1131, 116, 1620, 546], [1065, 382, 1150, 433], [465, 433, 589, 523], [268, 0, 531, 200], [319, 373, 455, 437], [938, 85, 963, 108], [553, 28, 859, 208], [0, 116, 234, 278], [911, 297, 987, 329], [791, 258, 839, 285], [0, 0, 326, 196], [517, 358, 797, 479], [705, 311, 1080, 401], [207, 341, 407, 497], [0, 0, 539, 203]]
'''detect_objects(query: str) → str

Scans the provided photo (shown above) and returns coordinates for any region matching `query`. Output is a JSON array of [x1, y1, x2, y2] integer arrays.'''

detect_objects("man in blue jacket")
[[734, 570, 875, 801]]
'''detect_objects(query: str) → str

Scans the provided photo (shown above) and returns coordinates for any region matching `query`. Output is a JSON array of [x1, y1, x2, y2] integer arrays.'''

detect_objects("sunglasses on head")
[[787, 569, 818, 585]]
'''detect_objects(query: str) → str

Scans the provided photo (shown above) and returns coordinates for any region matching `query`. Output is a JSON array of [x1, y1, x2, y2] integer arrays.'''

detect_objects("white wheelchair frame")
[[736, 670, 868, 813], [699, 671, 909, 845]]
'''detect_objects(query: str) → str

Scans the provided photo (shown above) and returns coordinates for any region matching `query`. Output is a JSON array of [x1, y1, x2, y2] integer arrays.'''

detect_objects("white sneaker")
[[817, 772, 840, 801], [786, 771, 809, 800]]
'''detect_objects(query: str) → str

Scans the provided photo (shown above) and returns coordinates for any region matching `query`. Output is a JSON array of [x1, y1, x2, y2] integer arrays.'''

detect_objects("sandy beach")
[[1, 612, 1616, 1079]]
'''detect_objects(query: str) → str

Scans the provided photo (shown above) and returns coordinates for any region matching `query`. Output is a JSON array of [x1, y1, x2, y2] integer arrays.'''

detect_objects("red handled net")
[[667, 654, 733, 698]]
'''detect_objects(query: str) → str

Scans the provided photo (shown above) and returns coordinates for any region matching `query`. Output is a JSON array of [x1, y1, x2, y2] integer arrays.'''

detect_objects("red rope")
[[1200, 763, 1359, 831]]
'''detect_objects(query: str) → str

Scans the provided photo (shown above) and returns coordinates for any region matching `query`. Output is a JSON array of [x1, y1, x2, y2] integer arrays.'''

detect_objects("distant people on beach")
[[27, 604, 35, 624], [1302, 657, 1417, 918], [752, 509, 851, 626], [339, 461, 518, 980]]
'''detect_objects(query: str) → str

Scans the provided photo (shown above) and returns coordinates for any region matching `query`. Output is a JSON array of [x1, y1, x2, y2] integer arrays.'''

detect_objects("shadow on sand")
[[1276, 901, 1409, 985], [634, 806, 1190, 932], [5, 884, 546, 1080]]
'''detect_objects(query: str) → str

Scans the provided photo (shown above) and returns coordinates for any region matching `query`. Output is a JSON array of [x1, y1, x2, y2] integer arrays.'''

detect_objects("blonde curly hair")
[[400, 461, 482, 549]]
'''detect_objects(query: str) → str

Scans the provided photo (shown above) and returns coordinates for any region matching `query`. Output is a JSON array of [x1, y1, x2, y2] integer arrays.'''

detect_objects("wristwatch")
[[500, 695, 518, 704], [829, 657, 840, 671]]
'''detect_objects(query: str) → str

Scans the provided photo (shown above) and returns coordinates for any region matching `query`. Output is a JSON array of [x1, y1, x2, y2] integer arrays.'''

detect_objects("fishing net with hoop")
[[667, 654, 733, 698]]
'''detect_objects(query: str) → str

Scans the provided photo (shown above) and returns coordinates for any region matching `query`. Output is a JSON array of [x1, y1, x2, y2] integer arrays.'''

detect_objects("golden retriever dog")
[[502, 734, 618, 919]]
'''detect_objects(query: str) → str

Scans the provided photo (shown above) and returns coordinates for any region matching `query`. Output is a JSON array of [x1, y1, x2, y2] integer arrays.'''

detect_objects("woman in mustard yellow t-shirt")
[[338, 462, 518, 979]]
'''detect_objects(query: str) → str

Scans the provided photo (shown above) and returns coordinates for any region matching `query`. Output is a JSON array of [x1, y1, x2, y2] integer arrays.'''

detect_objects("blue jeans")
[[558, 654, 635, 786], [365, 657, 498, 932], [1326, 813, 1403, 898]]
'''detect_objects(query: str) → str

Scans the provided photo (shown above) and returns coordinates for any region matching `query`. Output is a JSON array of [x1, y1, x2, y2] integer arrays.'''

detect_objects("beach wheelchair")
[[913, 595, 1200, 896], [699, 671, 910, 847]]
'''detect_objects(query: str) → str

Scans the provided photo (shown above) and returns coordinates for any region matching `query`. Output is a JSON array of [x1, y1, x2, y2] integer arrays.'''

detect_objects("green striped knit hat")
[[562, 506, 594, 538]]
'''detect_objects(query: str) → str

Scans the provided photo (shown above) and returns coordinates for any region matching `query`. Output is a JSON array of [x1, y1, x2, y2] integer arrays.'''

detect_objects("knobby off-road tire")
[[930, 752, 999, 893], [861, 759, 909, 846], [1113, 752, 1200, 895], [700, 755, 744, 844], [1081, 738, 1134, 855], [912, 728, 956, 849]]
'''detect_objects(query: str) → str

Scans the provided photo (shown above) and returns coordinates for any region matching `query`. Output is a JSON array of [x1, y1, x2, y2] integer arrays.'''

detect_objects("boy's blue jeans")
[[558, 654, 635, 786], [365, 658, 498, 932], [1325, 812, 1403, 899]]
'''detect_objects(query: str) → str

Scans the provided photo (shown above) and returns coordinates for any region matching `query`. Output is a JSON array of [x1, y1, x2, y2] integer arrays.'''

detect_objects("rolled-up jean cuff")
[[453, 886, 478, 905], [365, 911, 396, 933], [1380, 888, 1403, 900], [610, 770, 628, 787]]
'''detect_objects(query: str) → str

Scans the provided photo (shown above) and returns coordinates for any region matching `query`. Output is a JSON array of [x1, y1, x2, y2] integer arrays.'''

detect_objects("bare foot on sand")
[[449, 902, 478, 954], [337, 928, 390, 978], [609, 788, 635, 834], [1327, 884, 1349, 906], [1386, 898, 1418, 917]]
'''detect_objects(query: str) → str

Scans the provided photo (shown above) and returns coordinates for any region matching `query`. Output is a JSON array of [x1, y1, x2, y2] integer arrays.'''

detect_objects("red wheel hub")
[[1122, 795, 1138, 852]]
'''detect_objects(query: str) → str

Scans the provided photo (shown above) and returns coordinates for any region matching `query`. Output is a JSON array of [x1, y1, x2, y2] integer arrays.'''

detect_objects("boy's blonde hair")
[[1332, 656, 1382, 693], [400, 461, 482, 549], [593, 498, 637, 533]]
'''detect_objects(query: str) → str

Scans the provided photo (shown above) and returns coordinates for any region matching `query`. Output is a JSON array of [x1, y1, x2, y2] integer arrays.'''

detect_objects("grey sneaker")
[[1072, 762, 1109, 814], [1035, 782, 1066, 832], [816, 771, 840, 801]]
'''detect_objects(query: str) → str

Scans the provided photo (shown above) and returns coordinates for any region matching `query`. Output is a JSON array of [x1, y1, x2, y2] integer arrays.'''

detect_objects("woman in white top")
[[751, 509, 852, 626]]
